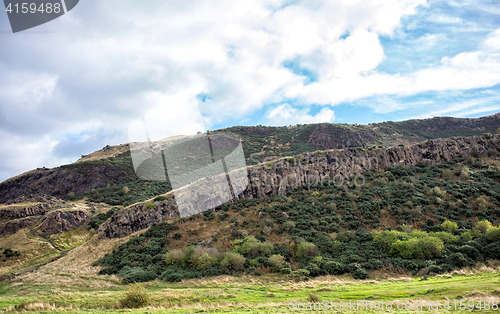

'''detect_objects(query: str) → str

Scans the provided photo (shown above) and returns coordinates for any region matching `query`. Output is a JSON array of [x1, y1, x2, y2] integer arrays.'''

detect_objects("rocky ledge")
[[99, 134, 499, 238]]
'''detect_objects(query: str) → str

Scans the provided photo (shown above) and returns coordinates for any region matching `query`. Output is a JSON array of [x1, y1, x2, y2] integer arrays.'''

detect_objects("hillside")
[[1, 114, 499, 206], [94, 153, 500, 284], [0, 133, 499, 312]]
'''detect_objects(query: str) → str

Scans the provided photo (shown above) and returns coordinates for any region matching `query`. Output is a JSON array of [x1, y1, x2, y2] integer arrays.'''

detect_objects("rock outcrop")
[[38, 210, 90, 236], [0, 217, 39, 236], [99, 135, 499, 238]]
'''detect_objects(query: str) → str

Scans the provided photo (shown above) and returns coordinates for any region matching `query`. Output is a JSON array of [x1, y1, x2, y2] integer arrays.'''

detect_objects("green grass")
[[0, 271, 498, 313]]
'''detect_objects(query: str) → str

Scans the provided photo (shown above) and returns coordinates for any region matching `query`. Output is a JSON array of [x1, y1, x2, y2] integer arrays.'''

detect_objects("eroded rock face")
[[99, 135, 499, 238], [98, 202, 177, 238], [0, 195, 69, 236], [39, 210, 90, 236], [0, 204, 49, 221], [0, 217, 39, 236]]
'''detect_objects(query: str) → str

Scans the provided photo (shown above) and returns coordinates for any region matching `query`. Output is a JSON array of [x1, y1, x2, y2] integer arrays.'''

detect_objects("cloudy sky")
[[1, 0, 500, 182]]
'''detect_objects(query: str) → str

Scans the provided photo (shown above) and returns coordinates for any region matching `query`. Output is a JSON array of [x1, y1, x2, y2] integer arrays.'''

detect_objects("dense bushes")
[[389, 236, 444, 259], [296, 242, 319, 260], [96, 158, 500, 283]]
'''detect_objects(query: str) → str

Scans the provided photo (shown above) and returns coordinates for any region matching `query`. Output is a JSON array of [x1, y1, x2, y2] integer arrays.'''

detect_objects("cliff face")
[[0, 195, 92, 236], [98, 135, 499, 238]]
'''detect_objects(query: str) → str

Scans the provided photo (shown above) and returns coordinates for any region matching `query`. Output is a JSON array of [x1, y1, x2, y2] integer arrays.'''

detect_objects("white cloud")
[[265, 104, 335, 126], [286, 26, 500, 106], [11, 0, 500, 182], [430, 15, 463, 24]]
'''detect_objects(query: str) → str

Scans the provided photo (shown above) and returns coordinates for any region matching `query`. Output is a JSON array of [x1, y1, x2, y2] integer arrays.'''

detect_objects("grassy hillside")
[[0, 156, 499, 313], [94, 156, 500, 285]]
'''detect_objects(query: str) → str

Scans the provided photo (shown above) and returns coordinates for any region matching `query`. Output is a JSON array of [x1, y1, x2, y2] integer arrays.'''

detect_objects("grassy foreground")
[[0, 267, 498, 313]]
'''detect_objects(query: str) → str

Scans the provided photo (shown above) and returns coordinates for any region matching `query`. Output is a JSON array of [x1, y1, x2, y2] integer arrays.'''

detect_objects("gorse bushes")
[[233, 236, 273, 258], [95, 157, 500, 283], [389, 236, 444, 259], [296, 242, 319, 260]]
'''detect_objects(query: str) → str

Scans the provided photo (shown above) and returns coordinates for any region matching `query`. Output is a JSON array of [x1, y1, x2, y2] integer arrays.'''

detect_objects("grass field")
[[0, 270, 499, 313], [0, 233, 498, 313]]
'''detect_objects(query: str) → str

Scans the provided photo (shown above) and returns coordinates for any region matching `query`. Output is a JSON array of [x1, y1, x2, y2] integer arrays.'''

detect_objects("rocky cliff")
[[98, 134, 499, 238], [0, 195, 92, 236]]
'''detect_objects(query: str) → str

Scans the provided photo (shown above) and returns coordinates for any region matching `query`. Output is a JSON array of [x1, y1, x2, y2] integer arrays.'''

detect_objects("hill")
[[0, 130, 499, 312], [1, 113, 499, 206]]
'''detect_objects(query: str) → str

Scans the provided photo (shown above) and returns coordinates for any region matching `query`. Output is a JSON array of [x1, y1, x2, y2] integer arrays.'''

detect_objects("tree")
[[485, 226, 500, 242], [474, 220, 492, 234], [441, 220, 458, 232], [268, 254, 286, 272], [296, 242, 319, 260], [220, 252, 245, 271]]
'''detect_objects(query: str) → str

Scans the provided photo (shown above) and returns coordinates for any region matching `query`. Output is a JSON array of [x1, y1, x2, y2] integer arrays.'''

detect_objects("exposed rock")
[[283, 212, 290, 220], [98, 200, 178, 238], [0, 217, 39, 236], [0, 203, 49, 221], [99, 135, 500, 238], [198, 238, 213, 247], [417, 268, 430, 276], [39, 210, 90, 236]]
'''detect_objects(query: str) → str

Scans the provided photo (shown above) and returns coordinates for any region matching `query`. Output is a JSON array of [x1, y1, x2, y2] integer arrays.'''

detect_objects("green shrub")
[[203, 210, 215, 220], [352, 267, 369, 279], [296, 242, 319, 260], [428, 265, 442, 273], [483, 243, 500, 259], [236, 236, 273, 258], [164, 249, 183, 265], [284, 157, 295, 164], [280, 267, 292, 274], [146, 203, 155, 209], [365, 259, 384, 270], [474, 220, 492, 234], [291, 269, 310, 281], [441, 220, 458, 232], [220, 252, 245, 271], [390, 236, 444, 259], [191, 247, 221, 270], [122, 270, 157, 284], [119, 283, 151, 308], [483, 132, 492, 139], [153, 195, 166, 202], [282, 221, 296, 231], [196, 253, 218, 270], [67, 192, 75, 200], [181, 246, 195, 267], [3, 248, 20, 258], [163, 272, 183, 282], [323, 261, 343, 275], [432, 232, 458, 244], [87, 207, 119, 229], [450, 252, 468, 267], [485, 226, 500, 241], [172, 233, 182, 239], [372, 230, 404, 251], [268, 254, 286, 272]]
